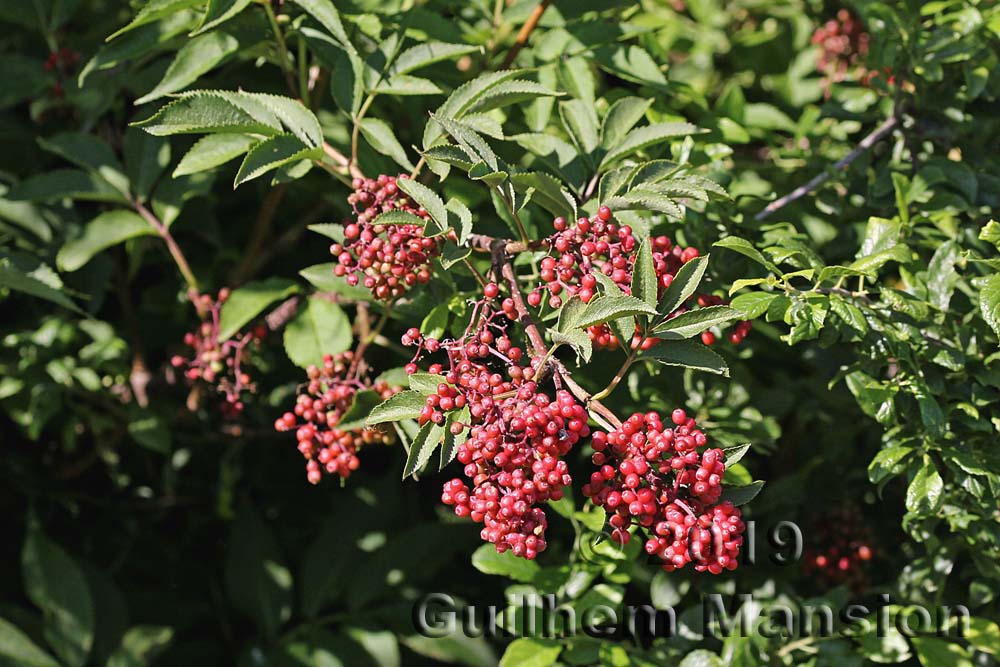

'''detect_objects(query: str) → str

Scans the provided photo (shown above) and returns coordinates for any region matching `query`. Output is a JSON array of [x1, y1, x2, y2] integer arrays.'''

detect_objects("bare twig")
[[755, 115, 899, 221], [266, 296, 302, 331], [501, 0, 553, 69], [131, 198, 198, 291]]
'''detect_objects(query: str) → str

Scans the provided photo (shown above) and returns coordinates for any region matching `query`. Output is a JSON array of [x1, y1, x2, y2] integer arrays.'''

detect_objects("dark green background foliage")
[[1, 0, 999, 665]]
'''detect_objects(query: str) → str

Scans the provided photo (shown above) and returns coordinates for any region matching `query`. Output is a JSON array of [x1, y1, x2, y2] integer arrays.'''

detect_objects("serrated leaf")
[[372, 210, 428, 228], [722, 443, 751, 466], [594, 44, 667, 87], [402, 421, 444, 479], [605, 188, 683, 219], [107, 0, 202, 41], [373, 74, 442, 96], [424, 70, 525, 147], [441, 243, 471, 269], [192, 0, 252, 35], [653, 306, 741, 339], [465, 79, 561, 114], [558, 56, 595, 104], [408, 373, 444, 393], [720, 481, 763, 506], [713, 237, 779, 273], [658, 255, 708, 315], [134, 91, 282, 136], [631, 239, 657, 309], [136, 31, 239, 104], [601, 97, 652, 149], [174, 134, 256, 176], [390, 42, 478, 75], [422, 145, 474, 171], [559, 99, 600, 155], [218, 277, 299, 341], [234, 135, 322, 186], [289, 0, 354, 52], [601, 122, 700, 168], [367, 390, 426, 425], [598, 167, 634, 202], [577, 295, 657, 328], [282, 296, 352, 369], [509, 172, 575, 221], [440, 407, 470, 468], [397, 177, 449, 233], [359, 118, 414, 170], [642, 340, 729, 376], [429, 114, 499, 171], [22, 522, 95, 667], [57, 210, 156, 272], [446, 198, 473, 243]]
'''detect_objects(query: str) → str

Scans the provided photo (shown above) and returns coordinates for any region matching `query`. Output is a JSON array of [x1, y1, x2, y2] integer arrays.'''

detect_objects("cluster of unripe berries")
[[582, 409, 744, 573], [274, 351, 401, 484], [802, 506, 875, 590], [811, 9, 871, 92], [171, 289, 265, 418], [330, 174, 443, 300]]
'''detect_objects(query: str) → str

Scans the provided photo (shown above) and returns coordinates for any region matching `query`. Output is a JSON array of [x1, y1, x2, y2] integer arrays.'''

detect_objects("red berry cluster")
[[442, 385, 589, 559], [404, 284, 589, 558], [811, 9, 871, 93], [274, 351, 401, 484], [529, 206, 698, 309], [583, 409, 745, 573], [526, 207, 755, 351], [802, 506, 876, 590], [694, 294, 752, 346], [330, 174, 443, 300], [171, 289, 265, 418]]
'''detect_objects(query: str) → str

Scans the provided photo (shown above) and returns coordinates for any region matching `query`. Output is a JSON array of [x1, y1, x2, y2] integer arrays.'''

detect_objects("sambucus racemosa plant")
[[3, 0, 1000, 665]]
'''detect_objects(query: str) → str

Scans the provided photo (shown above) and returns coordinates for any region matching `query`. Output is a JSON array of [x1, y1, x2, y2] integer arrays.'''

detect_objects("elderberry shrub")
[[171, 288, 265, 418], [274, 351, 402, 483], [583, 409, 745, 573], [404, 284, 590, 559], [529, 207, 751, 350], [330, 174, 444, 300]]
